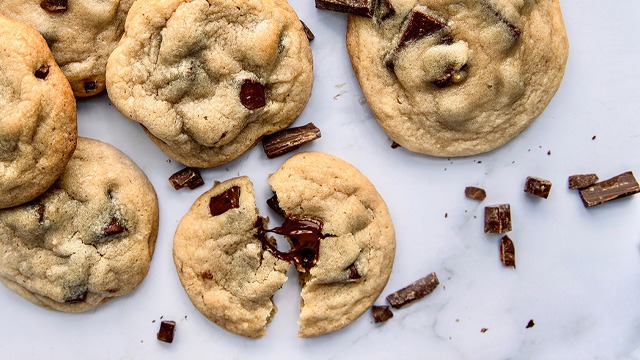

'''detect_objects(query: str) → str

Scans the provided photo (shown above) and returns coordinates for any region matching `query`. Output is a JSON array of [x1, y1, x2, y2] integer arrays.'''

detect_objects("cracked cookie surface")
[[0, 137, 158, 312], [347, 0, 568, 156], [0, 14, 77, 209], [268, 152, 395, 337], [173, 176, 289, 338], [0, 0, 134, 97], [106, 0, 313, 168]]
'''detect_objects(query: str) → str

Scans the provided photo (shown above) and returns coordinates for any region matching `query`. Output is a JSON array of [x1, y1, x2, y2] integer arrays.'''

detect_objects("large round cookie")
[[0, 138, 158, 312], [173, 176, 290, 338], [347, 0, 569, 156], [0, 14, 77, 209], [106, 0, 313, 168], [268, 152, 395, 337], [0, 0, 134, 97]]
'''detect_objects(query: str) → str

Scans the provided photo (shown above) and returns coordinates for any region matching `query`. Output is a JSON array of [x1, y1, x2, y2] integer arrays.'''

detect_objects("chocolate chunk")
[[579, 171, 640, 207], [526, 319, 535, 328], [262, 123, 321, 159], [157, 321, 176, 343], [239, 79, 266, 110], [524, 176, 552, 199], [255, 215, 324, 271], [35, 204, 46, 223], [300, 21, 315, 42], [83, 80, 98, 94], [386, 272, 439, 309], [372, 305, 393, 323], [103, 217, 127, 236], [209, 186, 241, 216], [169, 167, 204, 190], [391, 141, 401, 149], [40, 0, 67, 13], [433, 64, 468, 88], [500, 235, 516, 268], [266, 193, 286, 217], [397, 8, 447, 50], [347, 263, 362, 280], [484, 204, 511, 234], [568, 174, 599, 190], [34, 65, 50, 80], [315, 0, 374, 17], [465, 186, 487, 201]]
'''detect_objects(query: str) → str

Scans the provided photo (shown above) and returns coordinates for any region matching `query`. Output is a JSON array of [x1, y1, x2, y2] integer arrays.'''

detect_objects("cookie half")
[[173, 176, 289, 338], [347, 0, 569, 156], [106, 0, 313, 168], [0, 0, 134, 97], [0, 137, 158, 312], [0, 14, 77, 209]]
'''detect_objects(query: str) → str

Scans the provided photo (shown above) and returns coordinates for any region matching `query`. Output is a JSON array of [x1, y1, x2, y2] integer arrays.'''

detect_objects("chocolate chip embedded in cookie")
[[106, 0, 313, 168], [1, 0, 134, 97], [0, 15, 77, 209], [0, 138, 158, 312], [347, 0, 569, 156]]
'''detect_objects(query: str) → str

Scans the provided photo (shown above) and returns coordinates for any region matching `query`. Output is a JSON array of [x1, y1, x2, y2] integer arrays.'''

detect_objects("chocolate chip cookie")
[[347, 0, 569, 156], [106, 0, 313, 168], [0, 137, 158, 312], [174, 152, 395, 337], [0, 14, 77, 209], [0, 0, 134, 97]]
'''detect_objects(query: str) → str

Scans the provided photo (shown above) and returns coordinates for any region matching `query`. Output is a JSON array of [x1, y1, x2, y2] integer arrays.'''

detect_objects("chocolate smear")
[[262, 123, 321, 159], [500, 235, 516, 268], [239, 79, 266, 110], [157, 321, 176, 343], [386, 272, 439, 309], [465, 186, 486, 201], [524, 176, 552, 199], [568, 174, 599, 190], [169, 167, 204, 190], [484, 204, 511, 234], [315, 0, 374, 17], [372, 305, 394, 323], [579, 171, 640, 207], [209, 186, 241, 216]]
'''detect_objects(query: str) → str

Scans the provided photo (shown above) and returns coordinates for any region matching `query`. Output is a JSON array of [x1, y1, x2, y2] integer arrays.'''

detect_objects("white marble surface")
[[2, 0, 640, 358]]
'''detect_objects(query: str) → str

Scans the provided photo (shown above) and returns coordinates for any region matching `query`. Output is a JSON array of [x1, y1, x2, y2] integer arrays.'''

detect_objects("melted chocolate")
[[209, 186, 241, 216], [239, 79, 266, 110]]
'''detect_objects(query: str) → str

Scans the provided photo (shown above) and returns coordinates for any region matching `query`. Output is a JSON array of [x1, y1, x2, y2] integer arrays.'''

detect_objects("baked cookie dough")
[[0, 138, 158, 312], [106, 0, 313, 168], [347, 0, 569, 156], [0, 0, 134, 97], [174, 152, 395, 338], [0, 14, 77, 209]]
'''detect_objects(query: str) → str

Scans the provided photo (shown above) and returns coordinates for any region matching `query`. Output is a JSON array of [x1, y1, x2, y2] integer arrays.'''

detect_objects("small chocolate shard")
[[524, 176, 552, 199], [480, 328, 489, 333], [239, 79, 266, 110], [83, 80, 98, 94], [568, 174, 599, 190], [386, 272, 439, 309], [169, 167, 204, 190], [34, 65, 50, 80], [266, 193, 286, 217], [209, 186, 241, 216], [500, 235, 516, 268], [103, 217, 127, 236], [484, 204, 511, 234], [35, 204, 46, 223], [372, 305, 394, 323], [398, 8, 447, 50], [391, 141, 401, 149], [315, 0, 374, 17], [262, 123, 321, 159], [579, 171, 640, 207], [300, 21, 315, 41], [433, 64, 468, 88], [347, 263, 362, 280], [465, 186, 487, 201], [526, 319, 535, 328], [40, 0, 67, 13], [157, 321, 176, 343]]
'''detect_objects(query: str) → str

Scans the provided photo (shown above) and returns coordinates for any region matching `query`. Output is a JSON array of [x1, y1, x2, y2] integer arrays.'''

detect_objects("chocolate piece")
[[347, 263, 362, 280], [103, 217, 127, 236], [255, 215, 324, 271], [34, 65, 50, 80], [168, 167, 204, 190], [209, 186, 241, 216], [372, 305, 393, 323], [483, 2, 521, 40], [480, 328, 488, 333], [300, 21, 315, 41], [239, 79, 266, 110], [526, 319, 535, 328], [262, 123, 321, 159], [579, 171, 640, 207], [35, 204, 46, 223], [398, 8, 447, 50], [500, 235, 516, 268], [433, 64, 468, 88], [376, 0, 396, 21], [391, 141, 401, 149], [157, 321, 176, 343], [568, 174, 599, 190], [83, 80, 98, 93], [315, 0, 374, 17], [386, 272, 439, 309], [40, 0, 67, 13], [465, 186, 486, 201], [64, 284, 88, 303], [524, 176, 552, 199], [266, 193, 286, 217], [484, 204, 511, 234]]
